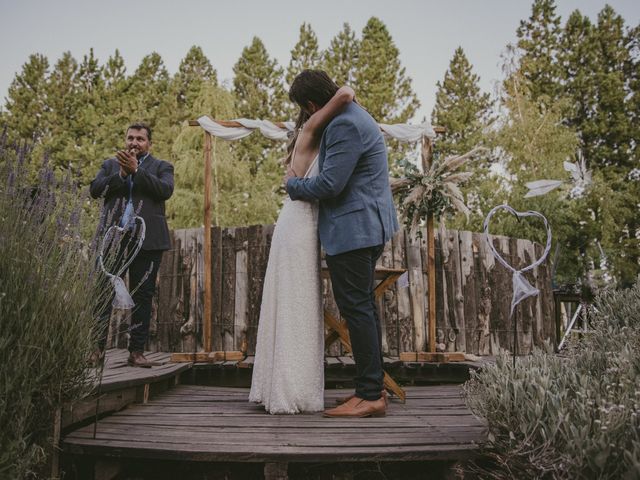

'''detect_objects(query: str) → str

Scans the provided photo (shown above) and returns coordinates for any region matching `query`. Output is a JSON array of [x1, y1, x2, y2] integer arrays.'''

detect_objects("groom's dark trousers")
[[326, 245, 385, 401]]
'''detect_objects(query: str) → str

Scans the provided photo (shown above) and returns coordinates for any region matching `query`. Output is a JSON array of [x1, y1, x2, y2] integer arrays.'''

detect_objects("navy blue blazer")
[[286, 103, 399, 255], [90, 154, 174, 251]]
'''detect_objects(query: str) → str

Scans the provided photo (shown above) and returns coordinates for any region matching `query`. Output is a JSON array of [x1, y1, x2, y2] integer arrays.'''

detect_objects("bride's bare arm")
[[305, 86, 355, 138]]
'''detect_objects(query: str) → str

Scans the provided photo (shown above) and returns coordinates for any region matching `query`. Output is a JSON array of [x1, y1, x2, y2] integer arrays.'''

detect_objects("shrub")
[[0, 133, 105, 479], [463, 278, 640, 479]]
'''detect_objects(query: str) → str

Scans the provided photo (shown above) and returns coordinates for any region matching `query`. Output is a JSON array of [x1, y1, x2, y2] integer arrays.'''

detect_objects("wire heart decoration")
[[483, 205, 552, 317], [98, 216, 146, 310]]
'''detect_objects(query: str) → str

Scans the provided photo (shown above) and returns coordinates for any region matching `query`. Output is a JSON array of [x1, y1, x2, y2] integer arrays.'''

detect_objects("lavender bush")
[[0, 132, 107, 478], [464, 278, 640, 479]]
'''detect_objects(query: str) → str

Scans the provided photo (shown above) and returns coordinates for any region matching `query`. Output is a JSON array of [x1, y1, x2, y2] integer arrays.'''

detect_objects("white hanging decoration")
[[524, 152, 592, 198]]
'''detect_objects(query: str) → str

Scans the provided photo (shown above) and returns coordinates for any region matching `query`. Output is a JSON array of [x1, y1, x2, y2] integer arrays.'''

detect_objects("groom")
[[285, 70, 399, 418]]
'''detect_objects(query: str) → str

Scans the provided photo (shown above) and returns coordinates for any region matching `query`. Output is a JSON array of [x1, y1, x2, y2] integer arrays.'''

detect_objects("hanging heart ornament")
[[98, 216, 147, 309], [483, 205, 552, 315]]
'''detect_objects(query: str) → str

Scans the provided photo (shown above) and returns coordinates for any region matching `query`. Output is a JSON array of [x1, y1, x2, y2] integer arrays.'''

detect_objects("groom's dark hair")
[[289, 70, 340, 108]]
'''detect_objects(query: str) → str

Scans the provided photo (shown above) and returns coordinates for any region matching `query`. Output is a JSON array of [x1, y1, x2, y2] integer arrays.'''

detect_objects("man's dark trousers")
[[326, 245, 385, 401], [98, 249, 163, 352]]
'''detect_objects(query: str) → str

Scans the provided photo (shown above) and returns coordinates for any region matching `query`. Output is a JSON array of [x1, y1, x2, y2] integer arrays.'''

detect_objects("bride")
[[249, 85, 355, 414]]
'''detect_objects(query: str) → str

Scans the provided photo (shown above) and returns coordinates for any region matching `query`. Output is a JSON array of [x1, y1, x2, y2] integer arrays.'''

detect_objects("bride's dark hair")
[[289, 70, 339, 108], [284, 109, 310, 167]]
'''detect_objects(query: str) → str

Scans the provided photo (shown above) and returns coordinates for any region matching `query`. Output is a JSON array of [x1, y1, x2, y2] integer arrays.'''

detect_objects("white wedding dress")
[[249, 156, 325, 414]]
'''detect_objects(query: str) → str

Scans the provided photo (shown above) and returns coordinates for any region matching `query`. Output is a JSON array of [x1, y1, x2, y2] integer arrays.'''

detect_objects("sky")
[[0, 0, 638, 122]]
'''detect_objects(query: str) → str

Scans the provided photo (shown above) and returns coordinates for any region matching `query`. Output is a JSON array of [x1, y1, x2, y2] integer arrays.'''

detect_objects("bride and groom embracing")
[[249, 70, 399, 418]]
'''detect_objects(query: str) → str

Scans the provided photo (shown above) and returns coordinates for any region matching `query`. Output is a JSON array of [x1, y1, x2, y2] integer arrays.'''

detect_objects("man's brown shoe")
[[323, 396, 386, 418], [335, 390, 388, 405], [127, 351, 153, 368]]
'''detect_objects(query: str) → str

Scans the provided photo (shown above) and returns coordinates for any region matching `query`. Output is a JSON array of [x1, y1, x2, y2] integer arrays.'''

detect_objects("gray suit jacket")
[[286, 103, 399, 255], [90, 154, 174, 251]]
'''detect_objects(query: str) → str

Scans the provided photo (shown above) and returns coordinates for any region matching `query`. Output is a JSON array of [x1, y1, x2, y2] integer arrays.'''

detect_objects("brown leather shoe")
[[323, 396, 386, 418], [335, 390, 388, 405], [127, 351, 153, 368]]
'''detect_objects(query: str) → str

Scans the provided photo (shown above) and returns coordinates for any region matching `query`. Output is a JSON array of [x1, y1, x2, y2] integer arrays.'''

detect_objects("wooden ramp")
[[63, 385, 486, 465]]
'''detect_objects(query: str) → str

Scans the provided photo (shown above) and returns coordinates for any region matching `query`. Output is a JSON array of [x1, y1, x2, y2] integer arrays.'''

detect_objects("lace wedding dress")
[[249, 156, 324, 414]]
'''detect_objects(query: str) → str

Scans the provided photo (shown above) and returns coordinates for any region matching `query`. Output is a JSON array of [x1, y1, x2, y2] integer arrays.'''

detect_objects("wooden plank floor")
[[63, 385, 486, 463], [92, 349, 192, 393]]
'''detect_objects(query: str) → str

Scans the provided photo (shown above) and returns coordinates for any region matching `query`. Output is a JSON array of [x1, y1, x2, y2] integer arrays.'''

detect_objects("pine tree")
[[431, 47, 492, 231], [127, 52, 170, 126], [286, 23, 321, 86], [284, 23, 321, 119], [431, 47, 491, 157], [66, 49, 110, 183], [40, 52, 79, 171], [588, 5, 633, 172], [97, 50, 131, 165], [174, 46, 217, 118], [4, 54, 50, 141], [232, 37, 286, 172], [323, 23, 359, 87], [559, 10, 598, 148], [515, 0, 563, 103], [353, 17, 419, 123]]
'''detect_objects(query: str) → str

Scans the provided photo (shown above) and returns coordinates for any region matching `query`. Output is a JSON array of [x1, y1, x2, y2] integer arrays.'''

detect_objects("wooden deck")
[[62, 350, 192, 429], [63, 384, 486, 464], [95, 349, 192, 392]]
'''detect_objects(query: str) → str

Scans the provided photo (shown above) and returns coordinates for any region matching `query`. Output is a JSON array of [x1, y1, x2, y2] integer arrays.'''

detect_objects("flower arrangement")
[[391, 147, 486, 237]]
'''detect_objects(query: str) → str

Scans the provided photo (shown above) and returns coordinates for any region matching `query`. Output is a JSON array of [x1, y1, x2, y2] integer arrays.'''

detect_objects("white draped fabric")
[[379, 121, 436, 142], [197, 116, 295, 141], [196, 116, 435, 143]]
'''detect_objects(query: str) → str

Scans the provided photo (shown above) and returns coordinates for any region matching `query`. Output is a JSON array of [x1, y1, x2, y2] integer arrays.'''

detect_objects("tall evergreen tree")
[[97, 50, 132, 165], [431, 47, 492, 230], [127, 52, 170, 125], [515, 0, 563, 103], [353, 17, 419, 123], [174, 46, 217, 118], [323, 23, 359, 87], [72, 49, 108, 182], [4, 54, 50, 141], [589, 5, 633, 172], [40, 52, 79, 171], [559, 10, 598, 151], [232, 37, 286, 172], [431, 47, 491, 157], [284, 23, 321, 118], [286, 23, 321, 86]]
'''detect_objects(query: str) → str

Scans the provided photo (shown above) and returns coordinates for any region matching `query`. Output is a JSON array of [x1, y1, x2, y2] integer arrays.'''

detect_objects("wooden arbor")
[[172, 119, 462, 365]]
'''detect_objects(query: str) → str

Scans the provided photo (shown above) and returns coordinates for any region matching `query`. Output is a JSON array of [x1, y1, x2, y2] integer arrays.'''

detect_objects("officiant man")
[[90, 122, 174, 367]]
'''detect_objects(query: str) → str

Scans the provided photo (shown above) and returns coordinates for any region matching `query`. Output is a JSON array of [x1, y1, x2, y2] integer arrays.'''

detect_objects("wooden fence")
[[105, 225, 555, 356]]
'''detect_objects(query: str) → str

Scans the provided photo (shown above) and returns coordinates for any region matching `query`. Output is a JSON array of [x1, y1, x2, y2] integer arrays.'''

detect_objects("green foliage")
[[432, 47, 492, 157], [167, 84, 282, 228], [503, 2, 639, 287], [284, 23, 322, 120], [286, 23, 321, 88], [515, 0, 563, 103], [4, 53, 50, 141], [353, 17, 419, 123], [232, 36, 286, 173], [322, 22, 359, 87], [464, 278, 640, 479], [0, 138, 103, 478]]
